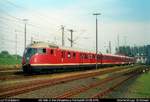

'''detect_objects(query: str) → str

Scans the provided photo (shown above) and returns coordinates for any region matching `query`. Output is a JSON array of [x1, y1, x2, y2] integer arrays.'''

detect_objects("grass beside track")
[[0, 51, 22, 70], [124, 69, 150, 98]]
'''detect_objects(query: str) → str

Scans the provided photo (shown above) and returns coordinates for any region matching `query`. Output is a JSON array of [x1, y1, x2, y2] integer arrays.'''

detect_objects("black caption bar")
[[0, 98, 149, 102]]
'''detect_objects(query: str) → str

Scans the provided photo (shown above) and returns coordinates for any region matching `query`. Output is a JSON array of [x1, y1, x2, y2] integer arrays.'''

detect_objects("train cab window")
[[43, 48, 46, 53], [50, 49, 54, 55], [68, 52, 71, 58], [24, 48, 37, 60], [73, 52, 76, 58], [37, 48, 46, 54]]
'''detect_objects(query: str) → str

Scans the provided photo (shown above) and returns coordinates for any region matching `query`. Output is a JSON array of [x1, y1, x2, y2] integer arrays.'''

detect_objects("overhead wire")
[[0, 16, 23, 26], [0, 1, 56, 33], [0, 0, 64, 35], [3, 0, 58, 27], [0, 0, 79, 54]]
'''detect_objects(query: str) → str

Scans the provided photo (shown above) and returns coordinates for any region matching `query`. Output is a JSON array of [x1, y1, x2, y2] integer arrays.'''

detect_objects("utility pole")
[[124, 36, 127, 47], [61, 25, 65, 46], [93, 13, 101, 70], [68, 29, 74, 47], [116, 34, 120, 54], [23, 19, 28, 49], [14, 30, 18, 61], [117, 35, 120, 50], [109, 41, 111, 54], [15, 33, 17, 60]]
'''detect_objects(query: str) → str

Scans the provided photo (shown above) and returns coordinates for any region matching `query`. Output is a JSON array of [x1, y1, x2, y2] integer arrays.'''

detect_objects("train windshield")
[[24, 48, 46, 56], [23, 48, 47, 64], [24, 48, 37, 63]]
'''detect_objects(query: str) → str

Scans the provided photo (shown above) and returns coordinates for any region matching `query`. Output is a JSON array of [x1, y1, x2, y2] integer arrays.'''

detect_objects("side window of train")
[[92, 54, 95, 59], [61, 51, 65, 58], [97, 56, 99, 60], [68, 52, 71, 58], [37, 48, 46, 54], [91, 55, 93, 59], [43, 48, 46, 53], [80, 53, 82, 59], [84, 54, 86, 59], [73, 52, 76, 58], [97, 55, 100, 60], [50, 49, 54, 55]]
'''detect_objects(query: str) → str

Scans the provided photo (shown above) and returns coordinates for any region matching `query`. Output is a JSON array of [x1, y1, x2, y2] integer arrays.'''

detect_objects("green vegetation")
[[0, 50, 22, 66], [126, 70, 150, 98], [115, 45, 150, 64], [116, 45, 148, 57]]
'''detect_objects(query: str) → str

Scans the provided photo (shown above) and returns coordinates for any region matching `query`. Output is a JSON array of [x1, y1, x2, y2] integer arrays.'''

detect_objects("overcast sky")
[[0, 0, 150, 55]]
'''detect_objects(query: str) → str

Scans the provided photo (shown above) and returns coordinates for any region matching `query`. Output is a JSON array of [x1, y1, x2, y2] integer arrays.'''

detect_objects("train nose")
[[22, 64, 31, 73], [22, 57, 26, 65], [22, 56, 30, 65]]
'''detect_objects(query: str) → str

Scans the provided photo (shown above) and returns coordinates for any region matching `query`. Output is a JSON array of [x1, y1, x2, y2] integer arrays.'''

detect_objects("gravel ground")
[[105, 76, 139, 98], [11, 71, 126, 98], [11, 76, 102, 98], [0, 70, 98, 89], [72, 76, 127, 98], [1, 66, 125, 92]]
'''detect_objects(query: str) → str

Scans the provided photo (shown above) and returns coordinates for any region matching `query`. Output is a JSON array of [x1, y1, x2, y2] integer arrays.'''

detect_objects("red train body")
[[22, 42, 135, 73]]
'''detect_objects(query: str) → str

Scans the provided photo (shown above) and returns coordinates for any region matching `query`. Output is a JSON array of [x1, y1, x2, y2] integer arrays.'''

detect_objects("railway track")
[[0, 65, 134, 81], [54, 67, 143, 98], [0, 65, 135, 82], [0, 69, 21, 75], [91, 71, 141, 98], [0, 66, 130, 98], [0, 68, 20, 71], [0, 70, 23, 80]]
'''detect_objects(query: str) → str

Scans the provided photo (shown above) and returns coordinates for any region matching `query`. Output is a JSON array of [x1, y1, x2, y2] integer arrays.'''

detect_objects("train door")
[[54, 48, 59, 63], [61, 50, 65, 64], [79, 53, 83, 64]]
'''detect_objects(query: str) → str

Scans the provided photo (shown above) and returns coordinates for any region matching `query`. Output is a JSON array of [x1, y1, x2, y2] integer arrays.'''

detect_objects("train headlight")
[[22, 57, 26, 65]]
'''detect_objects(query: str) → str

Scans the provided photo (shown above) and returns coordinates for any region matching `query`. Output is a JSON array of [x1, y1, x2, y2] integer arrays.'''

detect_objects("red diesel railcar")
[[22, 42, 135, 73]]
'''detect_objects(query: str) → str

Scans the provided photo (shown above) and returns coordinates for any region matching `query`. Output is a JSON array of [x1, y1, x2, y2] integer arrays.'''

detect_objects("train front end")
[[22, 47, 37, 73], [22, 42, 59, 73]]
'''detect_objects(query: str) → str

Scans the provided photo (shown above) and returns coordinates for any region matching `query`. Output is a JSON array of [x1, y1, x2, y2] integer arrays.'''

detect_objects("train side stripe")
[[30, 62, 125, 66]]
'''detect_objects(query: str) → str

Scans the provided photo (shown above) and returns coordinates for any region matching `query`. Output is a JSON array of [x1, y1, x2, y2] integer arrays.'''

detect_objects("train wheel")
[[22, 64, 32, 74]]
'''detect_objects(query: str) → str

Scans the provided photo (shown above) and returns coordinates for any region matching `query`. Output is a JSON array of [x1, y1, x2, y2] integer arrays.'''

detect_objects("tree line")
[[115, 45, 148, 57]]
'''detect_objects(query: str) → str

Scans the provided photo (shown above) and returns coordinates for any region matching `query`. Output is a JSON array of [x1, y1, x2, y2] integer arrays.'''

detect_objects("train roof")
[[27, 42, 59, 48], [27, 42, 95, 53], [103, 53, 133, 58]]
